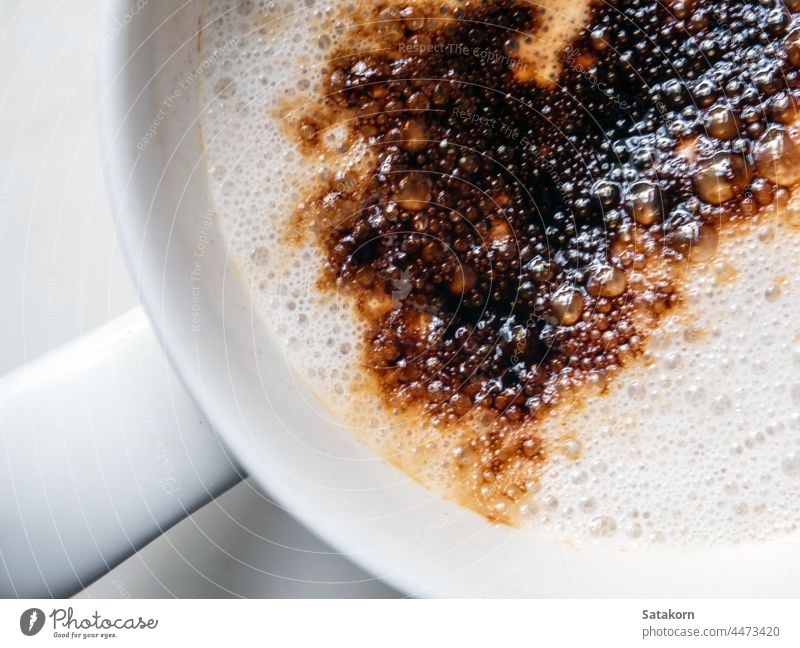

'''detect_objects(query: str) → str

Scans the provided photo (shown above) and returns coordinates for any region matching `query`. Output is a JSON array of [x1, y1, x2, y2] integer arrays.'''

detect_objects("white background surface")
[[0, 0, 398, 598]]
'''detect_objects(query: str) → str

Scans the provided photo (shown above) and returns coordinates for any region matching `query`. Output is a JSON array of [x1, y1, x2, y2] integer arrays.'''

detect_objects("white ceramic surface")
[[0, 0, 397, 599], [97, 0, 800, 597], [3, 0, 800, 598]]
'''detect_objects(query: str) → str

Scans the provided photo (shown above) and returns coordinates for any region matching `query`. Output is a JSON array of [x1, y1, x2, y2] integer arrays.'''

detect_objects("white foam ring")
[[200, 0, 800, 548]]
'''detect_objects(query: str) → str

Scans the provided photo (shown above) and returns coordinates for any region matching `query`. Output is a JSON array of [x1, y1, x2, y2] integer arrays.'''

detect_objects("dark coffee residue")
[[294, 0, 800, 446]]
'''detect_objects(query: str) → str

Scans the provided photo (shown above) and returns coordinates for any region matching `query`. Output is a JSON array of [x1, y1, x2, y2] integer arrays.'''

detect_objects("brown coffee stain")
[[273, 0, 800, 522]]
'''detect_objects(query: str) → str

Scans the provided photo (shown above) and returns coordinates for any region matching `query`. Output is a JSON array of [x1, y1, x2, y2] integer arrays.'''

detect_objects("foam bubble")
[[199, 0, 800, 549], [524, 220, 800, 547]]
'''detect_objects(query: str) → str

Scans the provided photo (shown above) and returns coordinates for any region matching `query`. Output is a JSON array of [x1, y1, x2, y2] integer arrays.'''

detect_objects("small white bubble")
[[723, 481, 738, 495], [782, 452, 800, 478], [571, 469, 589, 485], [590, 459, 607, 475], [624, 522, 643, 539], [711, 395, 732, 415], [589, 516, 617, 537], [250, 246, 270, 265], [562, 439, 582, 460], [628, 381, 646, 400]]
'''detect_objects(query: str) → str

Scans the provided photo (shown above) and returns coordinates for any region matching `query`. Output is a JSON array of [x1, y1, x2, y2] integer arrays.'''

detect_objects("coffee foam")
[[200, 0, 800, 547], [527, 218, 800, 546]]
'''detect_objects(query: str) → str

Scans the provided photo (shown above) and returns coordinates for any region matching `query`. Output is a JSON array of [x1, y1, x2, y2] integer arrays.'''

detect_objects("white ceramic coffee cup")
[[1, 0, 798, 598]]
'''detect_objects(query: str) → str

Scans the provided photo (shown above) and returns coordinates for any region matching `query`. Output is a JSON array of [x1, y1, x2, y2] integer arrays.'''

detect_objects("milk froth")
[[198, 0, 800, 548]]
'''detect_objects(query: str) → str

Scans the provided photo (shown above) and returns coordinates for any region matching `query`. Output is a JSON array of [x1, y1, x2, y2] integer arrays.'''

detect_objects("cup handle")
[[0, 307, 244, 597]]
